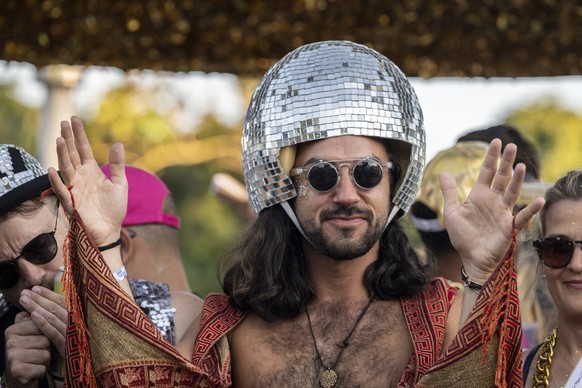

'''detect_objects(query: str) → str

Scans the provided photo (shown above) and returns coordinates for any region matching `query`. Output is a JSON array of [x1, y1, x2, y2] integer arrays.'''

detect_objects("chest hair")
[[232, 299, 413, 387]]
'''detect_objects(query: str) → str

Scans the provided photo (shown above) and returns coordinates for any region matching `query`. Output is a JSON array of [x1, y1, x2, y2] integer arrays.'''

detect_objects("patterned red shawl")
[[62, 210, 522, 387]]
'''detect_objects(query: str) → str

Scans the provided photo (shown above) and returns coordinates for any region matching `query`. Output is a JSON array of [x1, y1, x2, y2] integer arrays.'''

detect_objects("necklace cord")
[[306, 298, 374, 371]]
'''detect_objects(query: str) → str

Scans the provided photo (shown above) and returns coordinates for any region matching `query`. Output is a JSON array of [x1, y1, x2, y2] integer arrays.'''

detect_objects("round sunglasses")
[[533, 237, 582, 269], [0, 203, 59, 289], [290, 158, 393, 193]]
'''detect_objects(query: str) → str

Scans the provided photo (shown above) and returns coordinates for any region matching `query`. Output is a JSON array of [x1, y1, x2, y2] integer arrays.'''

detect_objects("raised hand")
[[439, 139, 545, 283], [47, 116, 127, 247]]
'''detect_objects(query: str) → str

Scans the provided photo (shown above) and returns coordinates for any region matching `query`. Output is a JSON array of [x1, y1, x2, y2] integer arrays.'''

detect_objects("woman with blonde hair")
[[523, 170, 582, 386]]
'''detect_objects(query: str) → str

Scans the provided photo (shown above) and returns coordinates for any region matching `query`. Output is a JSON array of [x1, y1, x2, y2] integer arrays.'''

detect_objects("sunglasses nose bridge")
[[338, 162, 364, 189]]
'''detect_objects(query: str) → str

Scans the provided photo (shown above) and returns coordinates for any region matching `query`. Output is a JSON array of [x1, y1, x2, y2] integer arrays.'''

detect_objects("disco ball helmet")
[[242, 41, 426, 220]]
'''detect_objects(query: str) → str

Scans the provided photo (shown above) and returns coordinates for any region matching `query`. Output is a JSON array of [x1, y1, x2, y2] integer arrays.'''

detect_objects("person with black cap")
[[0, 144, 68, 387]]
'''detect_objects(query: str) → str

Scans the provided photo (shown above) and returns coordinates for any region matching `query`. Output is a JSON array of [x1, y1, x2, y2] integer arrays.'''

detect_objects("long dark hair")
[[221, 204, 431, 321]]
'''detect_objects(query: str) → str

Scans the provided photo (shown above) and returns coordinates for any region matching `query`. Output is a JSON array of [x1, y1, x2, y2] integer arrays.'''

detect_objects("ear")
[[120, 228, 135, 266]]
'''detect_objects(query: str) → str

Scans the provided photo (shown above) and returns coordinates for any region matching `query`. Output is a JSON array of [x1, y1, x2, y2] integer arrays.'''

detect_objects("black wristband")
[[460, 266, 484, 290], [98, 238, 122, 252]]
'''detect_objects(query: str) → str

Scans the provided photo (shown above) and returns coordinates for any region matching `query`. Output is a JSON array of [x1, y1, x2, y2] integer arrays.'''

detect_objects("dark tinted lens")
[[540, 238, 573, 268], [22, 233, 58, 265], [308, 162, 338, 192], [353, 159, 383, 189], [0, 262, 20, 289]]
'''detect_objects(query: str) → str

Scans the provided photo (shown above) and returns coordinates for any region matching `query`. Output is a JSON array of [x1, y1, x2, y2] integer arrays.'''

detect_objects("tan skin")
[[49, 117, 543, 385], [524, 200, 582, 387]]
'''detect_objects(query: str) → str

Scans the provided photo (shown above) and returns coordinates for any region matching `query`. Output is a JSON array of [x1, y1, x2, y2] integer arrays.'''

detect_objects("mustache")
[[320, 205, 373, 222]]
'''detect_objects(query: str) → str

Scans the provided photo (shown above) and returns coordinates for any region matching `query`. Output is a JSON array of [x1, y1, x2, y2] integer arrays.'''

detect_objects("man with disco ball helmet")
[[50, 41, 543, 386]]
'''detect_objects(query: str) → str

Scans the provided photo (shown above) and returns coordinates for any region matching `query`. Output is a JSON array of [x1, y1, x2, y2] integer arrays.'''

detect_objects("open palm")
[[48, 116, 128, 247], [439, 139, 544, 283]]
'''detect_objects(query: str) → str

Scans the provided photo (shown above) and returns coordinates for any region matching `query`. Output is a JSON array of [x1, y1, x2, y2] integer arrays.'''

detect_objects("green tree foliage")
[[505, 102, 582, 182], [0, 85, 38, 150]]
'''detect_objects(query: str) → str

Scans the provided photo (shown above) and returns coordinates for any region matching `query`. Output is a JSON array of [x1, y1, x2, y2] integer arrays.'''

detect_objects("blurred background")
[[1, 0, 581, 296]]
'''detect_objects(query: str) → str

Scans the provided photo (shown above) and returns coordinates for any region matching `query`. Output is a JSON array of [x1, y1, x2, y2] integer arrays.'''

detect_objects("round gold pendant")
[[319, 369, 338, 388]]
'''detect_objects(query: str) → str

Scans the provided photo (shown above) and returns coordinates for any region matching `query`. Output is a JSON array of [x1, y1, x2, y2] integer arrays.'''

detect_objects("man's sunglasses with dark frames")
[[290, 158, 393, 193], [0, 202, 59, 289], [533, 237, 582, 269]]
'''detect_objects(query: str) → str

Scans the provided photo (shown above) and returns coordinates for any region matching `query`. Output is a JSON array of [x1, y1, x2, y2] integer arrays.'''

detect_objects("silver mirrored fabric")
[[242, 40, 426, 215], [0, 144, 47, 198]]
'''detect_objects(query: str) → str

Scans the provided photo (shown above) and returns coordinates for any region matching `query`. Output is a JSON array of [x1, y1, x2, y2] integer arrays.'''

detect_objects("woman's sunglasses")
[[290, 158, 393, 193], [0, 203, 59, 289], [533, 237, 582, 269]]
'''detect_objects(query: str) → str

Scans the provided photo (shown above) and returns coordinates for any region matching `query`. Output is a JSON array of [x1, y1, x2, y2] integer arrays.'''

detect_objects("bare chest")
[[230, 300, 413, 387]]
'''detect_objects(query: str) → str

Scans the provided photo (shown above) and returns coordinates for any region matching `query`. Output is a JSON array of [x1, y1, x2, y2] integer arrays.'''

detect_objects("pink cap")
[[100, 164, 180, 229]]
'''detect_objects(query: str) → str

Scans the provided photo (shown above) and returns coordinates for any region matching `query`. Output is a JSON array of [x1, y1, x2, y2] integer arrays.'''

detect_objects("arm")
[[439, 139, 544, 336], [47, 117, 132, 297]]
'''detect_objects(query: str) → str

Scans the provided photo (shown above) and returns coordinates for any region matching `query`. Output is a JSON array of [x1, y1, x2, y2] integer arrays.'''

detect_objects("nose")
[[332, 166, 361, 205], [567, 242, 582, 273], [17, 259, 46, 288]]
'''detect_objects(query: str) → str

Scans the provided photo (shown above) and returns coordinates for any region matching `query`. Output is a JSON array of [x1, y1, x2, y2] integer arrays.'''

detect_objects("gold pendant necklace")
[[306, 298, 374, 388], [533, 327, 558, 387]]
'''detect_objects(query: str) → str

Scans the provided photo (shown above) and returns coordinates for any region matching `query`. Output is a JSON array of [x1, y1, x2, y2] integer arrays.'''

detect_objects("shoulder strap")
[[523, 342, 543, 381]]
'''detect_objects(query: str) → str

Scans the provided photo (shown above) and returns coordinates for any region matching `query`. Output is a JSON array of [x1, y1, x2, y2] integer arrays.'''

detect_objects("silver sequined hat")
[[0, 144, 50, 216], [242, 40, 425, 223]]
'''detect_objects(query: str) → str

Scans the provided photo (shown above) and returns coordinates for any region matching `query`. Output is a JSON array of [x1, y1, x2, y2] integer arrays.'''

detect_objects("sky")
[[1, 60, 582, 161]]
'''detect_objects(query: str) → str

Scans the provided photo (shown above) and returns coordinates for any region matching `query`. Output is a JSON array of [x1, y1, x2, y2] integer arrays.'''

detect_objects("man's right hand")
[[4, 311, 51, 386]]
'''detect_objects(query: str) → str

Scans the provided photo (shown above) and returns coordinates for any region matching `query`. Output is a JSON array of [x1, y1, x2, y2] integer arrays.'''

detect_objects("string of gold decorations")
[[533, 327, 558, 387]]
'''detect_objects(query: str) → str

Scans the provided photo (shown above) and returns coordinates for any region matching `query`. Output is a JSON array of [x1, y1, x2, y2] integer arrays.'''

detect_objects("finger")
[[438, 171, 460, 217], [14, 311, 33, 324], [27, 287, 68, 322], [515, 197, 545, 230], [48, 167, 73, 215], [475, 139, 502, 187], [108, 143, 127, 186], [30, 286, 67, 307], [6, 346, 51, 364], [60, 120, 81, 168], [5, 347, 51, 383], [55, 135, 75, 185], [20, 288, 67, 355], [70, 116, 96, 164], [503, 163, 526, 206], [491, 143, 517, 194], [30, 311, 66, 357], [8, 313, 42, 336]]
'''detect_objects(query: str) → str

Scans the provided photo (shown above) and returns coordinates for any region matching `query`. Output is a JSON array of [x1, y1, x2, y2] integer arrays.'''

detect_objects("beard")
[[303, 205, 385, 260]]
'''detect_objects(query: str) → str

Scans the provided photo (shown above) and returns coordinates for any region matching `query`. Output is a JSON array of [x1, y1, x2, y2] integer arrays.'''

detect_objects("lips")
[[320, 206, 372, 223], [563, 280, 582, 290]]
